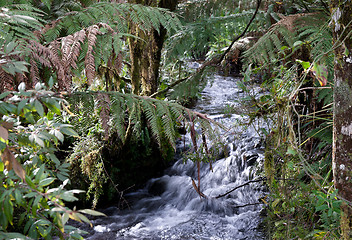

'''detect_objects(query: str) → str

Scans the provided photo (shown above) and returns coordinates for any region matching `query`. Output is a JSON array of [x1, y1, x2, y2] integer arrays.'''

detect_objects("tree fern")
[[164, 10, 264, 62], [110, 94, 126, 143], [140, 99, 162, 147], [67, 91, 223, 156], [243, 13, 331, 66], [0, 4, 44, 41]]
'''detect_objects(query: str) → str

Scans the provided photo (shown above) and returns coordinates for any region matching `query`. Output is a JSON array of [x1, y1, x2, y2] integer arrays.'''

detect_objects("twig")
[[150, 0, 262, 98], [218, 0, 262, 63], [191, 178, 207, 198], [102, 160, 130, 209], [298, 86, 332, 91], [233, 202, 263, 208], [149, 76, 190, 98], [215, 177, 266, 199]]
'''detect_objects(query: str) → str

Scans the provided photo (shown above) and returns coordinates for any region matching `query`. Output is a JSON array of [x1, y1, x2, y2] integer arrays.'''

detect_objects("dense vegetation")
[[1, 0, 351, 239]]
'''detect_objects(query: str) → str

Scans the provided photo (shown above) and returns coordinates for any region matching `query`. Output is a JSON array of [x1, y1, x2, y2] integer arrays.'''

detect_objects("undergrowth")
[[240, 55, 340, 238]]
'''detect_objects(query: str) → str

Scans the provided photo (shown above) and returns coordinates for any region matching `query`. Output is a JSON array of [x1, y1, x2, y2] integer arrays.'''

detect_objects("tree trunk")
[[128, 0, 178, 96], [331, 2, 352, 238]]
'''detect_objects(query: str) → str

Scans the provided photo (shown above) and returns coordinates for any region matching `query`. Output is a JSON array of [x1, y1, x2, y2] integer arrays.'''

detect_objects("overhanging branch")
[[218, 0, 262, 63], [150, 0, 262, 98]]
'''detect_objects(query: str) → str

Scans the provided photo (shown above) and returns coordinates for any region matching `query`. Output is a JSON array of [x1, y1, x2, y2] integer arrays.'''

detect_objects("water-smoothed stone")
[[148, 178, 168, 196]]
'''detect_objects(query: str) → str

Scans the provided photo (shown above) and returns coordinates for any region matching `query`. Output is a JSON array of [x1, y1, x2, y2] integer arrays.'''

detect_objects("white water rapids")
[[84, 71, 267, 240]]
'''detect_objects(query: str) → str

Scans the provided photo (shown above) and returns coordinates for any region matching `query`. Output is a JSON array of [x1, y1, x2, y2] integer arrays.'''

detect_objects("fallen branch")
[[215, 178, 266, 199], [191, 178, 207, 199], [233, 202, 263, 208], [150, 0, 262, 98], [149, 57, 219, 98], [218, 0, 262, 63]]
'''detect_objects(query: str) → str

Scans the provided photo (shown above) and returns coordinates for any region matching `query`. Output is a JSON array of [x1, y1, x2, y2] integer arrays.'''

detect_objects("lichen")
[[341, 123, 352, 136], [331, 7, 342, 32]]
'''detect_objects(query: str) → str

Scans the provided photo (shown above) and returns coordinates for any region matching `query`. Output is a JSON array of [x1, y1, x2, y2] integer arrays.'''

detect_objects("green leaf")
[[14, 61, 28, 73], [25, 175, 36, 189], [53, 129, 64, 142], [39, 177, 56, 187], [18, 82, 26, 92], [0, 92, 11, 100], [43, 98, 61, 115], [57, 173, 68, 182], [62, 212, 69, 225], [59, 192, 78, 202], [293, 40, 303, 48], [3, 65, 15, 75], [0, 141, 6, 151], [34, 82, 42, 91], [34, 100, 44, 117], [79, 209, 107, 216], [48, 77, 54, 89], [17, 99, 28, 114], [0, 161, 4, 172], [60, 127, 79, 137], [75, 213, 92, 227], [33, 195, 42, 210], [316, 204, 329, 212], [3, 198, 13, 224], [48, 153, 60, 166], [344, 46, 349, 57], [34, 134, 45, 148], [35, 165, 45, 182], [24, 192, 37, 198], [286, 146, 297, 155], [1, 233, 28, 239], [14, 189, 23, 205], [296, 60, 311, 71], [24, 112, 35, 124], [5, 41, 16, 53]]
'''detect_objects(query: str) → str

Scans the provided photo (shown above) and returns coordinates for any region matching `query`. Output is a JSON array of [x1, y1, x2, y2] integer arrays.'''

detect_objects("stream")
[[84, 69, 267, 239]]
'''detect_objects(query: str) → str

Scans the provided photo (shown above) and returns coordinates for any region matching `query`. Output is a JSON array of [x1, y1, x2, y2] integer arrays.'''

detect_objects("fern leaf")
[[140, 99, 161, 147]]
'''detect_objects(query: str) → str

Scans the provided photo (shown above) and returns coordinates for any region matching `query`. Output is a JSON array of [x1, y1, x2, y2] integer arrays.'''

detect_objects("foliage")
[[64, 90, 223, 206], [0, 82, 105, 239], [164, 9, 264, 62], [0, 2, 182, 92], [243, 12, 330, 67], [238, 3, 345, 237]]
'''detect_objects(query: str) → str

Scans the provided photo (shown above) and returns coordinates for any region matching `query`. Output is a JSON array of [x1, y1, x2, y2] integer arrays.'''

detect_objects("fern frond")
[[140, 99, 162, 147], [110, 94, 126, 143], [67, 91, 224, 157], [85, 25, 99, 84], [57, 2, 181, 35], [156, 101, 177, 150], [96, 92, 111, 139], [0, 4, 44, 41]]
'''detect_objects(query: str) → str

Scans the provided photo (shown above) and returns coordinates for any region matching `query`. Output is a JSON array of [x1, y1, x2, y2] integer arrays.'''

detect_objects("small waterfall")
[[86, 74, 267, 240]]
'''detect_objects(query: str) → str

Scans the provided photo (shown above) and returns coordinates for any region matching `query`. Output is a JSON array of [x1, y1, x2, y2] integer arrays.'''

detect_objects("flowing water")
[[84, 70, 267, 240]]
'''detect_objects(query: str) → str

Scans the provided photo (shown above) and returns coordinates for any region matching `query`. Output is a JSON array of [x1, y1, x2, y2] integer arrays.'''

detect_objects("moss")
[[341, 203, 352, 240]]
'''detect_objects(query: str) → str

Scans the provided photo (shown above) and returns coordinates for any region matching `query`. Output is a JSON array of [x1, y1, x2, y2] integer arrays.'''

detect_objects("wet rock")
[[101, 206, 119, 216], [243, 153, 259, 166], [88, 232, 118, 240], [148, 178, 168, 196]]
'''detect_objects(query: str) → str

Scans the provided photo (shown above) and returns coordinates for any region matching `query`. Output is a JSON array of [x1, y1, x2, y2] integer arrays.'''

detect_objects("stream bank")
[[81, 72, 268, 239]]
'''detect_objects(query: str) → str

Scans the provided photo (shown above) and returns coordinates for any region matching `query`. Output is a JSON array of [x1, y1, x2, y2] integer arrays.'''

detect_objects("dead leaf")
[[311, 63, 328, 86], [1, 121, 13, 130], [0, 126, 8, 141], [1, 146, 12, 170], [2, 147, 25, 181]]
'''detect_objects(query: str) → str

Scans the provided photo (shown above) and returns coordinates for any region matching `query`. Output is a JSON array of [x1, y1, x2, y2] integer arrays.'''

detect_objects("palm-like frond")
[[67, 91, 223, 154], [243, 13, 331, 66]]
